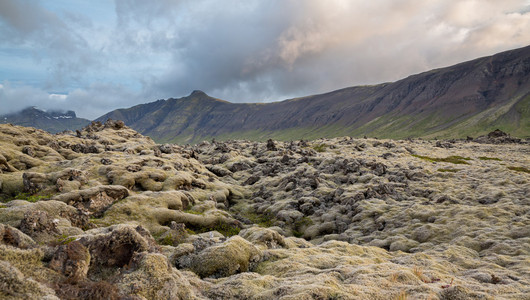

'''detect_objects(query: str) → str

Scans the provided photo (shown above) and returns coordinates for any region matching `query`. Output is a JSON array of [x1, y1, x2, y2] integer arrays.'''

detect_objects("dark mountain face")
[[97, 45, 530, 143], [1, 107, 90, 134]]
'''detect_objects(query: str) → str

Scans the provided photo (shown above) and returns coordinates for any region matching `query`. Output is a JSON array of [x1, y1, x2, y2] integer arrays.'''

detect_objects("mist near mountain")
[[1, 107, 90, 133]]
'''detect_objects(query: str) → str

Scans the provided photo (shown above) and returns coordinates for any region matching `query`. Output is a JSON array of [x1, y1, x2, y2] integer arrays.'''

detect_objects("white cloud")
[[48, 93, 67, 101]]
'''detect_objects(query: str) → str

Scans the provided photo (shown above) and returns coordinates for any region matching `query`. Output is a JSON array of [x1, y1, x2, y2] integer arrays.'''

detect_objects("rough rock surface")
[[49, 240, 90, 283], [0, 122, 528, 299], [180, 235, 263, 278]]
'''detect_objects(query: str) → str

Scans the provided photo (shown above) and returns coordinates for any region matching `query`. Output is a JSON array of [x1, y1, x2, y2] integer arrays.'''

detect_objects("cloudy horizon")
[[1, 0, 530, 119]]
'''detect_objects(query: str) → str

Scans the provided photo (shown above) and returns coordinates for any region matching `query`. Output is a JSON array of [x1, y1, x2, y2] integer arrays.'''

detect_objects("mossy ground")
[[412, 154, 472, 164], [0, 123, 528, 299], [508, 166, 530, 173]]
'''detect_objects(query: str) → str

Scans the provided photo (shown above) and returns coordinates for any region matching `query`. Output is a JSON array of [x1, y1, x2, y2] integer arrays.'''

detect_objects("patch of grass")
[[394, 290, 408, 300], [211, 222, 241, 237], [437, 168, 459, 173], [294, 216, 313, 228], [9, 192, 52, 203], [327, 293, 342, 300], [243, 211, 276, 228], [292, 230, 303, 238], [292, 217, 313, 238], [157, 231, 188, 246], [159, 233, 174, 246], [478, 156, 502, 161], [412, 266, 429, 282], [508, 166, 530, 173], [56, 234, 76, 245], [184, 208, 203, 215], [312, 143, 327, 152], [412, 154, 471, 165], [192, 220, 241, 237]]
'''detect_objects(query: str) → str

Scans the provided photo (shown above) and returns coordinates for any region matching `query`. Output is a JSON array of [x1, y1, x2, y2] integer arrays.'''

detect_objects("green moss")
[[292, 217, 313, 238], [159, 233, 174, 246], [192, 220, 241, 237], [312, 143, 327, 153], [243, 211, 276, 228], [230, 204, 276, 228], [6, 192, 52, 203], [478, 156, 502, 161], [212, 222, 241, 237], [508, 166, 530, 173], [294, 216, 313, 228], [437, 168, 460, 173], [328, 293, 344, 300], [412, 154, 471, 165], [292, 230, 303, 238], [184, 208, 203, 215], [56, 234, 76, 245]]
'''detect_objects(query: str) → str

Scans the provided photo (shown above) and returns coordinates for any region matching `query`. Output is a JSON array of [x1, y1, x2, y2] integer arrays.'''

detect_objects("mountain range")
[[0, 107, 90, 134], [5, 45, 530, 143]]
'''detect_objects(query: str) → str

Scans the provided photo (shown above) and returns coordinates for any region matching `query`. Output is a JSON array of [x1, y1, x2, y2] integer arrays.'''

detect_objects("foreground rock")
[[0, 122, 528, 299]]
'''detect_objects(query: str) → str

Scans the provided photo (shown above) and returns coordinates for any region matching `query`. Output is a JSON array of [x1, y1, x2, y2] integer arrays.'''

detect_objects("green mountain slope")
[[97, 45, 530, 143]]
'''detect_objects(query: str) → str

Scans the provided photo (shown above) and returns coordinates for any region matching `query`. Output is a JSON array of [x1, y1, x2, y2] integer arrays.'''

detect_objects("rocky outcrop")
[[116, 252, 200, 299], [179, 236, 262, 278], [19, 210, 59, 239], [0, 224, 35, 249], [473, 129, 524, 144], [239, 227, 286, 250], [78, 225, 158, 278], [49, 241, 90, 283], [52, 185, 128, 217]]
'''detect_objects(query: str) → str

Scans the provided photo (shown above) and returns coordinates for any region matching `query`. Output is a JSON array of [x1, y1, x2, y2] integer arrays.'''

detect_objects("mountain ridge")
[[3, 46, 529, 142], [97, 45, 530, 143], [0, 107, 90, 134]]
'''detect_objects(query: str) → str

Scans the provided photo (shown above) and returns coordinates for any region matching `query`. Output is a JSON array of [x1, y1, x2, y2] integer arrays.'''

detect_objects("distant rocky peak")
[[49, 110, 76, 119], [16, 107, 77, 119], [190, 90, 208, 97]]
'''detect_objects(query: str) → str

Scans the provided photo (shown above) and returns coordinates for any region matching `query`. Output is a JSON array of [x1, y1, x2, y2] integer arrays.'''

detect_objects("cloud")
[[0, 0, 102, 89], [145, 0, 530, 102], [0, 82, 53, 115], [0, 82, 143, 119], [1, 0, 530, 119]]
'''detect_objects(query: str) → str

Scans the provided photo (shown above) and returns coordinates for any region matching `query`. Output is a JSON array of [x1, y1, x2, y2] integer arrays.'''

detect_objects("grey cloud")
[[141, 0, 530, 103], [0, 83, 143, 119], [0, 83, 51, 115], [0, 0, 60, 37], [1, 0, 530, 119], [63, 84, 144, 119], [0, 0, 99, 89]]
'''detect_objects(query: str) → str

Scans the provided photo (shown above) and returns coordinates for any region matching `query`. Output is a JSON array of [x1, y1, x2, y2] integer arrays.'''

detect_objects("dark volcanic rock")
[[474, 129, 523, 144]]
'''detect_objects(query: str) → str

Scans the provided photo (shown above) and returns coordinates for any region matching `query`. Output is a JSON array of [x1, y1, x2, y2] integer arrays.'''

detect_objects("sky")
[[1, 0, 530, 119]]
